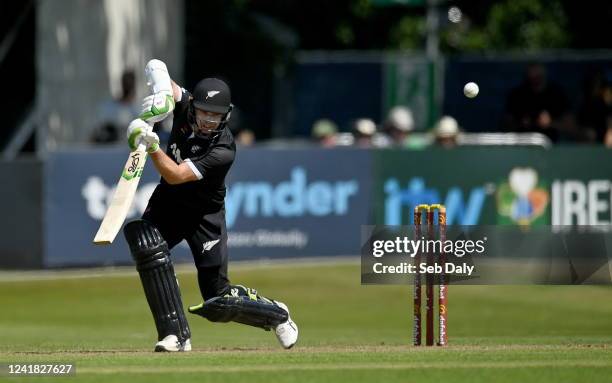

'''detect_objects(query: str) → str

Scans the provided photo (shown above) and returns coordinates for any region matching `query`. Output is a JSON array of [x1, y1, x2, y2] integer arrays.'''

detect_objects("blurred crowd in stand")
[[311, 63, 611, 149], [311, 107, 461, 150], [90, 63, 611, 150], [504, 63, 611, 145]]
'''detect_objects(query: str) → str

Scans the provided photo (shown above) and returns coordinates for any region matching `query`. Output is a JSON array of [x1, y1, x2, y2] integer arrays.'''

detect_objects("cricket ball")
[[463, 82, 479, 98]]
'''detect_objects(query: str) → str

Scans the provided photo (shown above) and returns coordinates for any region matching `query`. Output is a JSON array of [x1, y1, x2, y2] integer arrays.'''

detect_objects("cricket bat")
[[93, 143, 148, 244]]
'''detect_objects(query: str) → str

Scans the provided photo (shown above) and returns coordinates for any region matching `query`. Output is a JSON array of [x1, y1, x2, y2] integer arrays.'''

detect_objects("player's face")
[[194, 109, 223, 136]]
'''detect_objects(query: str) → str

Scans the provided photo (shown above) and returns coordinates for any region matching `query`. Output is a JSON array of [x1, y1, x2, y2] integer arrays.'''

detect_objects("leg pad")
[[189, 296, 288, 330], [124, 220, 191, 342]]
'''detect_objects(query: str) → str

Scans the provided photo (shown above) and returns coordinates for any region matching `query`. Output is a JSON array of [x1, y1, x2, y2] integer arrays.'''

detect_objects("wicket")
[[413, 204, 448, 346]]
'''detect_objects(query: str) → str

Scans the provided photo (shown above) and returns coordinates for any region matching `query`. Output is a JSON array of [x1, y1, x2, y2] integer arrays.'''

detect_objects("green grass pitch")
[[0, 260, 611, 382]]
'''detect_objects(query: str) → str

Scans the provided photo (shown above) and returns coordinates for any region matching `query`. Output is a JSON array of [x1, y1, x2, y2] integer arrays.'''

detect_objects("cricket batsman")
[[123, 59, 298, 352]]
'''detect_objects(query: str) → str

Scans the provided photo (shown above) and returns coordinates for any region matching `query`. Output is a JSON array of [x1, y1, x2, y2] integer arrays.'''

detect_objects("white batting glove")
[[127, 118, 152, 151], [142, 130, 160, 153], [139, 92, 175, 123]]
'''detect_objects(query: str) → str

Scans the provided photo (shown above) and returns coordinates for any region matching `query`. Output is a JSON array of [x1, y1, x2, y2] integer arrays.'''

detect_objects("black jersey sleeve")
[[185, 146, 235, 181]]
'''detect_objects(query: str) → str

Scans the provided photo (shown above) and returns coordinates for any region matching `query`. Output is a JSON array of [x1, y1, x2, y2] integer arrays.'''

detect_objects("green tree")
[[444, 0, 570, 52], [389, 16, 426, 50]]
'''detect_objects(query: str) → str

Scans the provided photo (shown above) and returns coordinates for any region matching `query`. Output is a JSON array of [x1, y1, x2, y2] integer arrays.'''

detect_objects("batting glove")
[[139, 92, 175, 123], [142, 130, 160, 154], [127, 118, 152, 151]]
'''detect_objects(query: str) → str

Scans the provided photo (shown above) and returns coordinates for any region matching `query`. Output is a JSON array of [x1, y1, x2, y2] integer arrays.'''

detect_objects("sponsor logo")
[[384, 177, 486, 225], [84, 166, 361, 244], [127, 153, 140, 172], [82, 177, 156, 220], [122, 152, 144, 180], [496, 167, 549, 226], [228, 230, 308, 249], [552, 179, 612, 225], [225, 167, 359, 228]]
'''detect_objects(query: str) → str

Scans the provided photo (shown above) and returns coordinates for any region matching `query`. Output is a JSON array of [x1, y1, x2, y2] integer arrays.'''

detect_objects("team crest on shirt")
[[191, 145, 201, 153]]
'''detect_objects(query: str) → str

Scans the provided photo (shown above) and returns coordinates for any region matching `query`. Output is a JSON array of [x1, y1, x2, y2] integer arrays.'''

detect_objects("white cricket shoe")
[[154, 335, 191, 352], [274, 301, 298, 349]]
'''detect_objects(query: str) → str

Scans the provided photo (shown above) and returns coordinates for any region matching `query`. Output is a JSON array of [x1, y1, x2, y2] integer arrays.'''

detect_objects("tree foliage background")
[[208, 0, 611, 52]]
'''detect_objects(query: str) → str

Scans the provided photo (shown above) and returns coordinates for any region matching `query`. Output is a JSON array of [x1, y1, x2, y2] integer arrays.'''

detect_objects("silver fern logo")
[[202, 239, 220, 252], [206, 90, 220, 99]]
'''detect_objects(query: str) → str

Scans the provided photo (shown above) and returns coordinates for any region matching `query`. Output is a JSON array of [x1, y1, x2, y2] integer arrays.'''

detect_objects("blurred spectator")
[[235, 129, 256, 146], [504, 63, 571, 142], [605, 126, 612, 148], [352, 118, 377, 148], [577, 70, 612, 144], [434, 116, 460, 149], [383, 106, 414, 147], [311, 119, 338, 147], [91, 69, 140, 144]]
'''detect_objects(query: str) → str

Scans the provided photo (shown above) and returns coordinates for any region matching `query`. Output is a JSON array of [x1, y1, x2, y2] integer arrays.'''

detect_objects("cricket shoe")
[[273, 301, 298, 349], [154, 335, 192, 352]]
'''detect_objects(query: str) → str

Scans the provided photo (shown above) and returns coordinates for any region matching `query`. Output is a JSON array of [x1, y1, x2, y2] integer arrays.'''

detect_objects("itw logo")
[[384, 178, 486, 225], [226, 167, 358, 228]]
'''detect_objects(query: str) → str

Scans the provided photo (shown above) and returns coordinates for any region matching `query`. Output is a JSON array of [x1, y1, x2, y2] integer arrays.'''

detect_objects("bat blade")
[[93, 144, 148, 245]]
